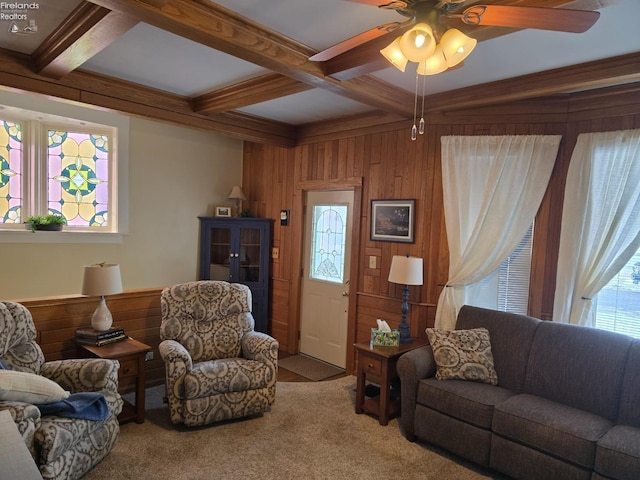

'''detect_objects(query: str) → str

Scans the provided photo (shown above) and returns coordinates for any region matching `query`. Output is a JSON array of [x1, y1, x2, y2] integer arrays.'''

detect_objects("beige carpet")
[[278, 354, 344, 381], [84, 377, 505, 480]]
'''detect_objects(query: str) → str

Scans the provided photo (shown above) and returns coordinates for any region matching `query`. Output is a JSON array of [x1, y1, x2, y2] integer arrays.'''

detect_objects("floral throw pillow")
[[425, 327, 498, 385]]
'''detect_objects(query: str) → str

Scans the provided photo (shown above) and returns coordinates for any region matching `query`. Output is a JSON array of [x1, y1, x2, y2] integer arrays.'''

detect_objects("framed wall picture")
[[215, 206, 231, 218], [370, 199, 415, 243]]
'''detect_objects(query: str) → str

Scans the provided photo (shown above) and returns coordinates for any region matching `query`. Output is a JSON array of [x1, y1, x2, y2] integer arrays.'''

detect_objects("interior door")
[[299, 190, 353, 368]]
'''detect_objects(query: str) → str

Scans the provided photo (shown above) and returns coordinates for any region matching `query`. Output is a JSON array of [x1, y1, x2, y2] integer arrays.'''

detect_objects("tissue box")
[[370, 328, 400, 347]]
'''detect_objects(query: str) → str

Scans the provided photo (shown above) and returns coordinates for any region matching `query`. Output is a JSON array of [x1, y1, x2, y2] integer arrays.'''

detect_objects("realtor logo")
[[9, 19, 36, 35]]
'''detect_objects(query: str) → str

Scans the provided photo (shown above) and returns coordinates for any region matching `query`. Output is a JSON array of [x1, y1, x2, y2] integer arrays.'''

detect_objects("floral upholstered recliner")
[[159, 281, 278, 426], [0, 301, 123, 480]]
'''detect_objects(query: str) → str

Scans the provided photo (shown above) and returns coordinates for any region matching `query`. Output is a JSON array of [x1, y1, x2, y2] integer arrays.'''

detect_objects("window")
[[471, 224, 534, 315], [309, 204, 348, 284], [0, 111, 118, 232], [595, 247, 640, 338]]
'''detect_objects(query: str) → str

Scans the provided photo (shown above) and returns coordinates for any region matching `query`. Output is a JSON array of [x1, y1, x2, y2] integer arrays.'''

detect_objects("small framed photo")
[[215, 206, 231, 217], [370, 199, 415, 243]]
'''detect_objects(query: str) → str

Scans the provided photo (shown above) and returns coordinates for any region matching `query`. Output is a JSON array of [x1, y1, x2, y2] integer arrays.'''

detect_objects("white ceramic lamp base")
[[91, 296, 113, 332]]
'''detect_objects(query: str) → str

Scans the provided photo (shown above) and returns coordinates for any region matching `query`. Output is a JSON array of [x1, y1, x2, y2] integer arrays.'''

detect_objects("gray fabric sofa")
[[397, 305, 640, 480]]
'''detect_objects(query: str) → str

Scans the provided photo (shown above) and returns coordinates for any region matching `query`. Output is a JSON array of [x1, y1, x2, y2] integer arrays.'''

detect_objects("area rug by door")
[[84, 377, 503, 480], [278, 354, 345, 381]]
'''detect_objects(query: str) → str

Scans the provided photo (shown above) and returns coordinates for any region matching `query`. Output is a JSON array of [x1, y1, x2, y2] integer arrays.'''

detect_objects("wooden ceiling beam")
[[194, 73, 313, 114], [32, 1, 138, 79], [84, 0, 416, 118]]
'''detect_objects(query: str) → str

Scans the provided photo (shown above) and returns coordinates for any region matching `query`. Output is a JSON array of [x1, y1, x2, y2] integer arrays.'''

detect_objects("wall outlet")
[[272, 247, 279, 259], [369, 255, 377, 269], [145, 351, 154, 362]]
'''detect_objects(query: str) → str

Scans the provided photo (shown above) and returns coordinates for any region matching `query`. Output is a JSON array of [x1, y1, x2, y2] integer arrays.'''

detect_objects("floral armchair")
[[159, 281, 278, 426], [0, 301, 123, 480]]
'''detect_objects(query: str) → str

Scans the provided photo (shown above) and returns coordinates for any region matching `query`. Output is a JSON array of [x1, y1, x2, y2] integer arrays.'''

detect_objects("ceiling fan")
[[309, 0, 601, 63]]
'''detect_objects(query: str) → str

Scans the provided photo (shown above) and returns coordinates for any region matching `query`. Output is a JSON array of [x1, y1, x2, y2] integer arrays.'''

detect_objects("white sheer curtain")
[[553, 129, 640, 326], [435, 135, 561, 330]]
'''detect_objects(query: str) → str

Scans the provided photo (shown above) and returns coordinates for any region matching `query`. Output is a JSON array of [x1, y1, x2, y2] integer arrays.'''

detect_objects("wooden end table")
[[78, 337, 152, 424], [354, 341, 427, 426]]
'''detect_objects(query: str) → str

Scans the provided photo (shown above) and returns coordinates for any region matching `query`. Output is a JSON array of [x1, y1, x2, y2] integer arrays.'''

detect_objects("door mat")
[[278, 354, 345, 381]]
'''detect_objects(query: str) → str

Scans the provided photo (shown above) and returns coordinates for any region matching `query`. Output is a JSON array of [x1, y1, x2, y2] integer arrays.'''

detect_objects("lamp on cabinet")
[[227, 186, 246, 217]]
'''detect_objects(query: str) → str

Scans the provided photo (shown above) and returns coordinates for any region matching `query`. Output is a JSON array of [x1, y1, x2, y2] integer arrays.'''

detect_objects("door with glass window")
[[300, 190, 353, 368]]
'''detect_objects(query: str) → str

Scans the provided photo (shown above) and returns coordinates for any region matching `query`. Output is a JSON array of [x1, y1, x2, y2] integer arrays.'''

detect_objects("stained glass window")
[[310, 205, 348, 284], [0, 119, 23, 224], [47, 130, 110, 227]]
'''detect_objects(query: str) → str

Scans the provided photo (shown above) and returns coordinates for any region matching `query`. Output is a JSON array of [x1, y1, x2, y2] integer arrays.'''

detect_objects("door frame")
[[289, 177, 363, 373]]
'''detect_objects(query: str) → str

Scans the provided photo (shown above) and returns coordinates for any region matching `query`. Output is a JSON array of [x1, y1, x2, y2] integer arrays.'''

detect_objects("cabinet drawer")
[[361, 356, 382, 376], [118, 359, 139, 379]]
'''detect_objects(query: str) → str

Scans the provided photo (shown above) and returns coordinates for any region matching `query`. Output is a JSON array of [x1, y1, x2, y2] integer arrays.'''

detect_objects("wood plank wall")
[[14, 289, 165, 390], [243, 82, 640, 372]]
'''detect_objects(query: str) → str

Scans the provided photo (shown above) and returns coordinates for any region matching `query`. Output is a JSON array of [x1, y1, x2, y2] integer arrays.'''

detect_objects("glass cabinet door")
[[209, 227, 231, 281], [239, 227, 262, 283]]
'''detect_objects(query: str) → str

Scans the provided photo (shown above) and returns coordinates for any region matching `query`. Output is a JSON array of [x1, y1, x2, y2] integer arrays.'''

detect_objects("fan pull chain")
[[419, 66, 427, 135], [411, 71, 419, 141]]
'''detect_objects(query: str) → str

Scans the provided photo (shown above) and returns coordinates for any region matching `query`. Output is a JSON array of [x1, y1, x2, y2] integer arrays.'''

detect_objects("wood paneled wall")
[[244, 82, 640, 372], [15, 289, 165, 390]]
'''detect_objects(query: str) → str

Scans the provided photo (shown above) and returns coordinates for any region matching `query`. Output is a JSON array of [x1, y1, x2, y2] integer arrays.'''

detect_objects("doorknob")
[[342, 291, 349, 297]]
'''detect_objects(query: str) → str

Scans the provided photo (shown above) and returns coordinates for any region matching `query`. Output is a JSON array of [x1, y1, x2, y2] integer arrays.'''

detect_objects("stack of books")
[[75, 326, 127, 346]]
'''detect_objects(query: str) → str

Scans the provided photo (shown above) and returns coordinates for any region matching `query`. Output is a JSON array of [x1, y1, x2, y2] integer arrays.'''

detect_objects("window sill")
[[0, 230, 124, 244]]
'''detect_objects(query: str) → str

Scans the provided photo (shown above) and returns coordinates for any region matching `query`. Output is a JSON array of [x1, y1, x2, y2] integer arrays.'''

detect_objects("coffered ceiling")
[[0, 0, 639, 145]]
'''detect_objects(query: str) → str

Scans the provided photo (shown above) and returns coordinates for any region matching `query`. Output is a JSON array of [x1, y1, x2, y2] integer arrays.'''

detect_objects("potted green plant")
[[26, 214, 66, 232]]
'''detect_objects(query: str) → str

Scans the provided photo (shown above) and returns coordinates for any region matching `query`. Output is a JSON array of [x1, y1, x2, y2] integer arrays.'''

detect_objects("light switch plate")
[[369, 256, 377, 269]]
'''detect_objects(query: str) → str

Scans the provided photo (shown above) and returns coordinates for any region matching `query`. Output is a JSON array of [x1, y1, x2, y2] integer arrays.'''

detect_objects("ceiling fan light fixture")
[[440, 28, 477, 67], [399, 23, 436, 62], [380, 37, 409, 72], [417, 46, 448, 75]]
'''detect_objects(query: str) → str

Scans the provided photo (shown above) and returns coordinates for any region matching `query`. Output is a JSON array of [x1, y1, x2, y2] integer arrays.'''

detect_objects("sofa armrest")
[[40, 358, 123, 414], [397, 345, 436, 441], [241, 332, 279, 386], [159, 339, 193, 400]]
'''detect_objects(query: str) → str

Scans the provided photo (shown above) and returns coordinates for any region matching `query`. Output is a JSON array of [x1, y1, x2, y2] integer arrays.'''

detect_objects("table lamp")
[[227, 185, 246, 217], [388, 254, 423, 343], [81, 262, 123, 332]]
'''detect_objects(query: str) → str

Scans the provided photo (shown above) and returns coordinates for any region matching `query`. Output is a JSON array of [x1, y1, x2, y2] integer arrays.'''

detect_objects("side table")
[[354, 341, 427, 426], [78, 337, 152, 424]]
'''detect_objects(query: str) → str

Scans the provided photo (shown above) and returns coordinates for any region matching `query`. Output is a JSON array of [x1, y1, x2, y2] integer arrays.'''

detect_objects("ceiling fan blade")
[[343, 0, 409, 7], [458, 5, 600, 33], [309, 22, 406, 62]]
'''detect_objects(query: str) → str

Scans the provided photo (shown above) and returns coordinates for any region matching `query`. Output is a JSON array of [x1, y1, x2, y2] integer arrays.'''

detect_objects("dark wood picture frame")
[[370, 199, 415, 243]]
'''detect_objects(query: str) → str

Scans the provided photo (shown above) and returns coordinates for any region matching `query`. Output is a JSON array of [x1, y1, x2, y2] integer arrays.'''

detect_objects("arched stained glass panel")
[[0, 119, 22, 224], [310, 204, 348, 284]]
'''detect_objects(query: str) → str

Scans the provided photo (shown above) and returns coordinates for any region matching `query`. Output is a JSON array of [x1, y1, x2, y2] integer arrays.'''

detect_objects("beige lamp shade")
[[81, 263, 123, 296], [388, 255, 423, 286], [227, 186, 246, 200], [380, 37, 409, 72], [440, 28, 477, 67]]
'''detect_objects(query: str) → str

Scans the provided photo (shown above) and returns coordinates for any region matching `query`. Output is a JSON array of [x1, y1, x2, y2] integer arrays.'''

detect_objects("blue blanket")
[[36, 392, 109, 421]]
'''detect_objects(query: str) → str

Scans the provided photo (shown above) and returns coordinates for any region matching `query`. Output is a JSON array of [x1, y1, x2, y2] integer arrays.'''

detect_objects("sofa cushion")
[[455, 305, 540, 393], [493, 393, 613, 468], [524, 321, 631, 421], [594, 424, 640, 480], [0, 371, 69, 404], [184, 358, 270, 399], [426, 327, 498, 385], [418, 377, 515, 429]]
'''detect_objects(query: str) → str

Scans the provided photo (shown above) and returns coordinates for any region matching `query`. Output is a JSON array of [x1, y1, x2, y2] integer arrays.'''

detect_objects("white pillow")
[[0, 370, 70, 404]]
